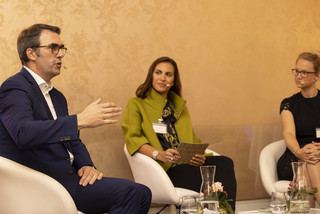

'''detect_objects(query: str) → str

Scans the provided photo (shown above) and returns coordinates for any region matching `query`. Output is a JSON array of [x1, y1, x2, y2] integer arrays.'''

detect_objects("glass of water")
[[180, 196, 198, 214], [270, 192, 287, 214]]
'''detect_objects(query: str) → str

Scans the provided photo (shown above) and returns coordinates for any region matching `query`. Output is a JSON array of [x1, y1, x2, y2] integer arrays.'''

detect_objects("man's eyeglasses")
[[291, 69, 317, 78], [32, 43, 67, 56]]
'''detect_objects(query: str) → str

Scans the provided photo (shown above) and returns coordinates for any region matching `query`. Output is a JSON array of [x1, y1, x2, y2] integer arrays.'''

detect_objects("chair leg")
[[175, 204, 180, 214], [155, 204, 169, 214]]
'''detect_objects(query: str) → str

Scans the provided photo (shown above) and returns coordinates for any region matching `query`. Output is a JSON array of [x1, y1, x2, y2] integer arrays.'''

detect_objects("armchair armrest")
[[205, 148, 220, 156], [124, 145, 181, 204]]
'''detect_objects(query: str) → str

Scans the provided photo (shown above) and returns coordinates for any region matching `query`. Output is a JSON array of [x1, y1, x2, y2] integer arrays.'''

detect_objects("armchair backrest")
[[0, 156, 79, 214], [259, 139, 287, 195]]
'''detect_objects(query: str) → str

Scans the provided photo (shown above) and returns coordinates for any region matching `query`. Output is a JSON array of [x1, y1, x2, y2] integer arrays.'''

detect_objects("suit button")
[[66, 157, 70, 161], [69, 170, 74, 174]]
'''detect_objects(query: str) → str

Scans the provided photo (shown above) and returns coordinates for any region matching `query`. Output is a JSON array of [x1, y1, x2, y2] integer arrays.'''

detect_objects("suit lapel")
[[49, 90, 61, 117], [20, 68, 54, 120]]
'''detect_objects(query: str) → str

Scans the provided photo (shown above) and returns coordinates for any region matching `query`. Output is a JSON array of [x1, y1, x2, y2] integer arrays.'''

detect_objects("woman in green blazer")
[[122, 56, 236, 211]]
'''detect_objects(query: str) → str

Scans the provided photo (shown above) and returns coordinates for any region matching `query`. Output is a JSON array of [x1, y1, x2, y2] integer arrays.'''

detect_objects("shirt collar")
[[24, 66, 53, 95]]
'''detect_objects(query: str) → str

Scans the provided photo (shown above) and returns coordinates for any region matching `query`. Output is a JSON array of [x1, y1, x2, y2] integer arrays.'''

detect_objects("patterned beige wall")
[[1, 0, 320, 200]]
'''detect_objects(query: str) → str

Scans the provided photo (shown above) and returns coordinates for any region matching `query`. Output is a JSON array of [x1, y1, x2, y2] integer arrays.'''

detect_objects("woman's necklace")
[[301, 87, 318, 98]]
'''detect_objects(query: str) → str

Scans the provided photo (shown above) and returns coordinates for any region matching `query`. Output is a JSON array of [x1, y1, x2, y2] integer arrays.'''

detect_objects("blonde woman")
[[278, 51, 320, 206]]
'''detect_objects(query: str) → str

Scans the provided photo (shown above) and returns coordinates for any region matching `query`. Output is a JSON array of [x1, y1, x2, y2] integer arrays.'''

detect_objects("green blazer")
[[122, 88, 201, 171]]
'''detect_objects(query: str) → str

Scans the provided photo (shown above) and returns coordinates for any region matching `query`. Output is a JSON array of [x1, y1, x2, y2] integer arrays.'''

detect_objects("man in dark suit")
[[0, 24, 151, 214]]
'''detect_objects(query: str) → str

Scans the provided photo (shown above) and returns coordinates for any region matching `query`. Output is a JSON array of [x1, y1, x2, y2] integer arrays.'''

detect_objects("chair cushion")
[[175, 187, 199, 199]]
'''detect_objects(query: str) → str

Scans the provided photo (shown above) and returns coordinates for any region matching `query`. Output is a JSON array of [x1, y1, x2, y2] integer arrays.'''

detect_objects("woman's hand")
[[190, 154, 206, 167], [296, 143, 318, 164], [312, 142, 320, 160], [158, 148, 181, 163]]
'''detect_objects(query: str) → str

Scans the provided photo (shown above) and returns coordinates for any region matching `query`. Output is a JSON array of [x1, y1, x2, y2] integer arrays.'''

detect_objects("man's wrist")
[[76, 114, 85, 130]]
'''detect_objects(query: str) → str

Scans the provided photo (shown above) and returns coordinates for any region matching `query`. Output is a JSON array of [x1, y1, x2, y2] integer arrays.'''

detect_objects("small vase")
[[199, 166, 219, 214], [289, 162, 310, 213], [219, 206, 228, 214]]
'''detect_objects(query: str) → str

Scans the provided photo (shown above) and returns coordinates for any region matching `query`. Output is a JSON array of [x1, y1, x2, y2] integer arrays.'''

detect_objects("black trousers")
[[167, 156, 237, 211]]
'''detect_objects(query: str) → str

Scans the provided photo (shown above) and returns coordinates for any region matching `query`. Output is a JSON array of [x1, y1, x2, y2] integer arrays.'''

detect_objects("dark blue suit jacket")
[[0, 68, 94, 199]]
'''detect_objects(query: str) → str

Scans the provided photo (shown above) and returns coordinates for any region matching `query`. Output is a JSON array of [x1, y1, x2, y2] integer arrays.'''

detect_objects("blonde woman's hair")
[[296, 51, 320, 73]]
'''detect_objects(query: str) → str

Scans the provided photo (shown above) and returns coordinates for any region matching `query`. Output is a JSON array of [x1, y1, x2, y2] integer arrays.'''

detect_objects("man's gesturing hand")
[[77, 98, 121, 130]]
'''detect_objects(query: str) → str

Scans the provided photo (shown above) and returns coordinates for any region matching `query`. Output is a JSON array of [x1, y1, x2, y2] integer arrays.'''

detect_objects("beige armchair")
[[259, 139, 290, 195], [124, 145, 218, 213], [0, 156, 84, 214]]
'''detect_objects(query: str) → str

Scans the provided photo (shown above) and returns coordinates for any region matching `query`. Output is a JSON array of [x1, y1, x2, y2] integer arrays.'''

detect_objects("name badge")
[[316, 128, 320, 138], [152, 123, 167, 134]]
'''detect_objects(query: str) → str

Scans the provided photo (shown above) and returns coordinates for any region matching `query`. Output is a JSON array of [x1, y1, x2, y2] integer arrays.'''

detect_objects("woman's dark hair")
[[296, 51, 320, 73], [136, 56, 182, 98], [17, 24, 61, 65]]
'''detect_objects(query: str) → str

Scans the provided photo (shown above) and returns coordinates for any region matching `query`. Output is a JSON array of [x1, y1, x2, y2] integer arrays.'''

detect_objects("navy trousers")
[[74, 177, 152, 214]]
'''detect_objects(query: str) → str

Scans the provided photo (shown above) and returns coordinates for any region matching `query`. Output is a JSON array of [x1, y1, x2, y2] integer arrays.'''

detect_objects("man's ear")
[[26, 48, 37, 61]]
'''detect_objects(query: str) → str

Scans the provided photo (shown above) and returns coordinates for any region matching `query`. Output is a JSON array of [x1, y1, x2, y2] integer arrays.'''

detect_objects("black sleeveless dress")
[[277, 90, 320, 180]]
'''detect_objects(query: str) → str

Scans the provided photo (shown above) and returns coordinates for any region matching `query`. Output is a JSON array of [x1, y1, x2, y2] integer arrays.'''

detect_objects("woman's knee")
[[205, 156, 234, 168]]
